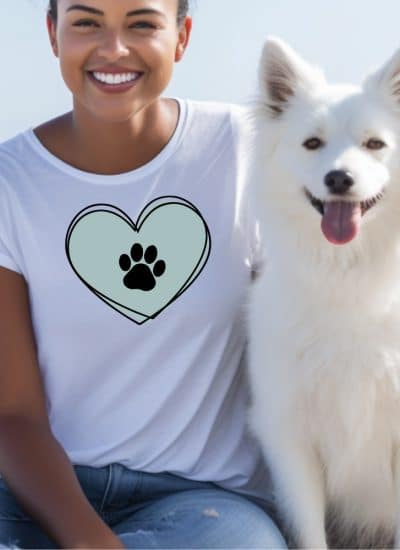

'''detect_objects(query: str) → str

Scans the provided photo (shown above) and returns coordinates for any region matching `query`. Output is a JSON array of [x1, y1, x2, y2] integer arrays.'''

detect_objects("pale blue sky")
[[1, 0, 400, 141]]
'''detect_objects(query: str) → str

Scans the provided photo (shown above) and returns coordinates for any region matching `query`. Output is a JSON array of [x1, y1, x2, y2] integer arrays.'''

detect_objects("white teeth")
[[92, 72, 140, 85]]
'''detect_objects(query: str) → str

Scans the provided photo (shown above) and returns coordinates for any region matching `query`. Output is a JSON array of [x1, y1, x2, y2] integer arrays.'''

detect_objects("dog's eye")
[[364, 138, 386, 151], [303, 137, 324, 151]]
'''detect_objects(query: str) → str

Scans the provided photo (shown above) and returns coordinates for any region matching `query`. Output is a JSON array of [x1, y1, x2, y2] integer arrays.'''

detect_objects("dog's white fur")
[[246, 38, 400, 548]]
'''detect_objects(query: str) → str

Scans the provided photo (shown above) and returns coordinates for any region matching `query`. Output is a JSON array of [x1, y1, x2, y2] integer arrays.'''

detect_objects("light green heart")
[[66, 197, 211, 324]]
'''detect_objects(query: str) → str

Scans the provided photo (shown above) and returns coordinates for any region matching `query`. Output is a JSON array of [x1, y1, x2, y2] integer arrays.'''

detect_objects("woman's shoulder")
[[0, 129, 29, 157], [0, 130, 32, 185], [0, 112, 70, 158], [184, 97, 247, 121], [0, 122, 57, 198], [181, 98, 249, 145]]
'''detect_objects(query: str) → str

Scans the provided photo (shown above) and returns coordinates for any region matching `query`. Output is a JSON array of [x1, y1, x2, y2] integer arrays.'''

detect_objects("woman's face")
[[48, 0, 191, 122]]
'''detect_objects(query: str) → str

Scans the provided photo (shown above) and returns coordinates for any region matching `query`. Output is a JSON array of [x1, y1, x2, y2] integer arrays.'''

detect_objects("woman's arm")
[[0, 267, 124, 549]]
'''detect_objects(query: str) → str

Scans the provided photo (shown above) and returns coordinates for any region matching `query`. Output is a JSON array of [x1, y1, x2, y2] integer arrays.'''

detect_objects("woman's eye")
[[364, 138, 386, 151], [303, 137, 324, 151], [73, 19, 99, 27], [129, 21, 157, 29]]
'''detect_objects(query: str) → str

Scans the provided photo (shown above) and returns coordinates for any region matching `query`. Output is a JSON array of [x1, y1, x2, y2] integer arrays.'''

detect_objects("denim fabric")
[[0, 463, 287, 549]]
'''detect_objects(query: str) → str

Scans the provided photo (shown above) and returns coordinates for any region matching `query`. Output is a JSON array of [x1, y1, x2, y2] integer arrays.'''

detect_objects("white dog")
[[246, 38, 400, 549]]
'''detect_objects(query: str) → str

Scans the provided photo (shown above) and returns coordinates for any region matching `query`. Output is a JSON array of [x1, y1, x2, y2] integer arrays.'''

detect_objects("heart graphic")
[[65, 196, 211, 324]]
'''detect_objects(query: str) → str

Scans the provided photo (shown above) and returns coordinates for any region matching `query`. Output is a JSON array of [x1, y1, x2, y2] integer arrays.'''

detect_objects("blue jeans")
[[0, 463, 287, 549]]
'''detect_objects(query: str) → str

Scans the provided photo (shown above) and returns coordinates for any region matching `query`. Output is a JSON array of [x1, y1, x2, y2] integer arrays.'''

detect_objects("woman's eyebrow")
[[126, 9, 165, 18], [66, 5, 165, 18], [66, 4, 103, 15]]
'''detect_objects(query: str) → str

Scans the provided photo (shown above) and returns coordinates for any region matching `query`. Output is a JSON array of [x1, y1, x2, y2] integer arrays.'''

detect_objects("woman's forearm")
[[0, 415, 125, 549]]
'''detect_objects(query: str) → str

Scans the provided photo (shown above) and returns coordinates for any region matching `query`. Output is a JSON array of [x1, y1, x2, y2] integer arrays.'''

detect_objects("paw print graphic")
[[119, 243, 166, 291]]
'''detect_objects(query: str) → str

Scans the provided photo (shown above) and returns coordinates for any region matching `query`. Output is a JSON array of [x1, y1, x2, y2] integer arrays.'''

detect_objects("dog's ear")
[[259, 37, 326, 117], [364, 48, 400, 111]]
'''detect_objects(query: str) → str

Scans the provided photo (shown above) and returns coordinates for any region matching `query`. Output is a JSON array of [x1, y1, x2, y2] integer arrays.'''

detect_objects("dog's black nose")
[[324, 170, 354, 195]]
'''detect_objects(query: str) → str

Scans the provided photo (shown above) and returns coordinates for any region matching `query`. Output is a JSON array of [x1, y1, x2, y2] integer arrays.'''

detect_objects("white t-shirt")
[[0, 99, 270, 502]]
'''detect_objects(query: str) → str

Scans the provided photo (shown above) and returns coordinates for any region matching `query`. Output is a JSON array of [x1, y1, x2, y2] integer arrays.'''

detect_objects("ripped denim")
[[0, 463, 287, 549]]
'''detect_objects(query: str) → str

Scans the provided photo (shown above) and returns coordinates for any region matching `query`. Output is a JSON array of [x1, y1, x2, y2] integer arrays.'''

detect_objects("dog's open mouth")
[[304, 188, 384, 245]]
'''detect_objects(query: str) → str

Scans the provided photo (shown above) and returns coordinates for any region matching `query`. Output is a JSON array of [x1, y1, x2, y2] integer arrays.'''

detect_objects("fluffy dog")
[[246, 38, 400, 548]]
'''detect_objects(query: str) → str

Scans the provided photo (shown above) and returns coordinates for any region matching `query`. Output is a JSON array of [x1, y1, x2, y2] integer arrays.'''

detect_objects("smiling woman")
[[0, 1, 287, 548], [34, 0, 193, 172]]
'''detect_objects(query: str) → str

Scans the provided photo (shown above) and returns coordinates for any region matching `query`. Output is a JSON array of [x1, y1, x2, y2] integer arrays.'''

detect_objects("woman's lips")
[[87, 71, 143, 94]]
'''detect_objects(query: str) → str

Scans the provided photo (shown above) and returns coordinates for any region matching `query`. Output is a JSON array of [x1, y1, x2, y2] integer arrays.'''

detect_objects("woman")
[[0, 1, 287, 548]]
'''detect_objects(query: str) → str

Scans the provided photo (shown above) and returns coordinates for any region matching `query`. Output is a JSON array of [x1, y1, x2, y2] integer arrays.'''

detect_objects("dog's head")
[[255, 38, 400, 246]]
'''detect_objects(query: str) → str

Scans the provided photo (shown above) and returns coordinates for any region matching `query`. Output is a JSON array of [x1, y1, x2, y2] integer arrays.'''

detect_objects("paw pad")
[[119, 243, 166, 291]]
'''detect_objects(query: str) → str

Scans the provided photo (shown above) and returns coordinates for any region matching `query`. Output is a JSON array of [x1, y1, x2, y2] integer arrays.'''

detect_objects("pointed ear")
[[259, 37, 326, 117], [364, 47, 400, 112]]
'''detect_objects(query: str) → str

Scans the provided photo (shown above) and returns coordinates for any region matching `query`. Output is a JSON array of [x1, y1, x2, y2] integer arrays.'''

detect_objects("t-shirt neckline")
[[23, 97, 188, 185]]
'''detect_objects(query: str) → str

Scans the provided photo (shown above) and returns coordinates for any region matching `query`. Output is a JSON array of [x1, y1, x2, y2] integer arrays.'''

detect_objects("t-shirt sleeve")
[[0, 177, 23, 274], [0, 236, 21, 274]]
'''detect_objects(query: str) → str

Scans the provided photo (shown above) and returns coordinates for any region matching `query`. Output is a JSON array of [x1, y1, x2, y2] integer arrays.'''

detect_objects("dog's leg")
[[267, 437, 327, 549]]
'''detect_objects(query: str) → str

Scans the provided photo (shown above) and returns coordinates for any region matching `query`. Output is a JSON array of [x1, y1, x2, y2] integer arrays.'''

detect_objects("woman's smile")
[[87, 68, 144, 94]]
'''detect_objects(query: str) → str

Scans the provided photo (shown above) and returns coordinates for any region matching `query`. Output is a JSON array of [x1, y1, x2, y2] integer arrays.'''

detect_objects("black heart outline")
[[65, 196, 212, 325]]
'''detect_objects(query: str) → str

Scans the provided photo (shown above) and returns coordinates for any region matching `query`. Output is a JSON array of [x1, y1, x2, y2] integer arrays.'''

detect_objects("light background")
[[1, 0, 399, 140]]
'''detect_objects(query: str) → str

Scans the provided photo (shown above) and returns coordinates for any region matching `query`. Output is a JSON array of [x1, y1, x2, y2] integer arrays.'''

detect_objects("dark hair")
[[48, 0, 189, 25]]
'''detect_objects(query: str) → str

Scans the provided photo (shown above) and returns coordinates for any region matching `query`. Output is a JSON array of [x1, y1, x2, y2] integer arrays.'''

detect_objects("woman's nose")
[[97, 31, 130, 61]]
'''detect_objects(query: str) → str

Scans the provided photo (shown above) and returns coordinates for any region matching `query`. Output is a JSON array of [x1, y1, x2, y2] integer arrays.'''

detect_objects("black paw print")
[[119, 243, 166, 291]]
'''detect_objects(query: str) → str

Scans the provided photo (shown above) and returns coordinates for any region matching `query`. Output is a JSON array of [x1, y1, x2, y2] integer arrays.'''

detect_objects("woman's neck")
[[34, 97, 179, 175]]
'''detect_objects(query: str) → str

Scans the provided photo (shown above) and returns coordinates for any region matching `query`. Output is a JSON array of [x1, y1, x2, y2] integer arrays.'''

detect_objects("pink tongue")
[[321, 201, 362, 245]]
